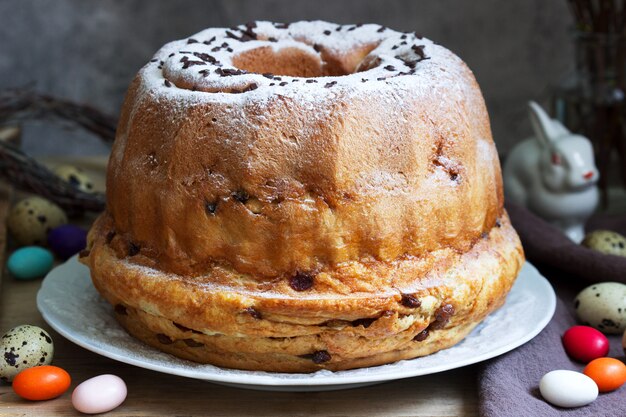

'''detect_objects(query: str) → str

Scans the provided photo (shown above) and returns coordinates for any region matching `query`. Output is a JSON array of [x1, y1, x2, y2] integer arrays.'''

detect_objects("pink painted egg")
[[72, 374, 127, 414]]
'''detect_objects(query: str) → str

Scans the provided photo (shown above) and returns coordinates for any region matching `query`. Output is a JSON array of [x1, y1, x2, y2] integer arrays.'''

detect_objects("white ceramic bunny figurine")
[[503, 101, 599, 243]]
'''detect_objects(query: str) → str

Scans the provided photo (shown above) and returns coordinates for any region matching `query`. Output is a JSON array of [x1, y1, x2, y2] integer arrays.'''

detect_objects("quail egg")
[[0, 325, 54, 382], [53, 164, 94, 193], [581, 230, 626, 257], [7, 197, 67, 246], [575, 282, 626, 334]]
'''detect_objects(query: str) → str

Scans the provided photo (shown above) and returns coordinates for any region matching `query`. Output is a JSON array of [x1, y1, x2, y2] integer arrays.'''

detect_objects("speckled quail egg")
[[581, 230, 626, 257], [575, 282, 626, 334], [7, 197, 67, 246], [0, 325, 54, 382], [53, 164, 94, 193]]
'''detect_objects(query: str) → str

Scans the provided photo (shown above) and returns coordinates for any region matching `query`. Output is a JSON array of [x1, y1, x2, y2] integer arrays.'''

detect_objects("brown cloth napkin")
[[504, 202, 626, 285], [479, 203, 626, 417]]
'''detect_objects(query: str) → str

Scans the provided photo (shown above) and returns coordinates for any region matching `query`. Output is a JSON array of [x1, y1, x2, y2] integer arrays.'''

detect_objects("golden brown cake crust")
[[82, 211, 523, 372], [83, 20, 525, 372], [106, 21, 502, 278]]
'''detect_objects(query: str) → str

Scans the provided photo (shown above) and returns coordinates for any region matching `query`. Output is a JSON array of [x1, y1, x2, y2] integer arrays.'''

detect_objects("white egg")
[[0, 325, 54, 382], [72, 374, 127, 414], [539, 370, 598, 408], [575, 282, 626, 334]]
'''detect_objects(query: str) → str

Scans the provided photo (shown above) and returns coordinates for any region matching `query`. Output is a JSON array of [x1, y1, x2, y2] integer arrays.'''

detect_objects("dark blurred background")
[[0, 0, 573, 157]]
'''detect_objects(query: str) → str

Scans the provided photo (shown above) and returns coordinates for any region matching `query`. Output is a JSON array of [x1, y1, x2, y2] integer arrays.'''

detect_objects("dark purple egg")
[[47, 225, 87, 260]]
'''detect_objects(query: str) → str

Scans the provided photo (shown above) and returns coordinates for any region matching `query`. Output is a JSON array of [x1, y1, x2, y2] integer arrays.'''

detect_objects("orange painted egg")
[[583, 357, 626, 392], [12, 365, 71, 401]]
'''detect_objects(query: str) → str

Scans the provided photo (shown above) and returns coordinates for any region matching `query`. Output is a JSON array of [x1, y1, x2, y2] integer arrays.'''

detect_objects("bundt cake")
[[81, 20, 525, 372]]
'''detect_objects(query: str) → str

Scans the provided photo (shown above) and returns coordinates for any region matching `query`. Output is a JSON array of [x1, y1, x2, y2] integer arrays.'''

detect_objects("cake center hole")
[[231, 42, 378, 78]]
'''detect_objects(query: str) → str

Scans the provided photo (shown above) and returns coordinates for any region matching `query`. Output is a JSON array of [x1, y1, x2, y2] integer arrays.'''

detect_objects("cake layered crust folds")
[[82, 20, 525, 372], [83, 212, 523, 372]]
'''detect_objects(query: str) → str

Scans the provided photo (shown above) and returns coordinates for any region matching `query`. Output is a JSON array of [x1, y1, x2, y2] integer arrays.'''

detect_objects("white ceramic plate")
[[37, 257, 555, 391]]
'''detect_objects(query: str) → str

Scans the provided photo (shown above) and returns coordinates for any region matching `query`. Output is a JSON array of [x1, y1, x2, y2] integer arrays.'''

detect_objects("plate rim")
[[37, 258, 556, 387]]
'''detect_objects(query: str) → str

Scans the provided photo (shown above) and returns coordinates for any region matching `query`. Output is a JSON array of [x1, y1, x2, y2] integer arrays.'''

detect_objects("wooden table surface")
[[0, 157, 479, 417]]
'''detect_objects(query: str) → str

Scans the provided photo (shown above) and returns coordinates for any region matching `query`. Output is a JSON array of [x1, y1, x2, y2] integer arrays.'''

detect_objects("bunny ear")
[[527, 101, 568, 147]]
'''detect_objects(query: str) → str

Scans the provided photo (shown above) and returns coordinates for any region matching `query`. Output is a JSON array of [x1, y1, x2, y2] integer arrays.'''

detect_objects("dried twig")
[[0, 87, 116, 213], [0, 141, 105, 215], [0, 87, 116, 143]]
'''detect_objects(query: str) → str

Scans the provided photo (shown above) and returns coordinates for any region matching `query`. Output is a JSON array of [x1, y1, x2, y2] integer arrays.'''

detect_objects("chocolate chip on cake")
[[430, 304, 455, 330], [156, 334, 174, 344], [400, 294, 421, 308], [412, 44, 428, 60], [304, 350, 332, 364], [181, 59, 205, 69], [244, 307, 262, 320], [289, 272, 314, 291], [413, 329, 429, 342], [128, 242, 140, 257], [215, 67, 246, 76], [193, 52, 217, 63], [312, 350, 331, 363], [205, 200, 217, 215], [105, 231, 116, 244], [183, 338, 204, 348], [232, 190, 249, 203]]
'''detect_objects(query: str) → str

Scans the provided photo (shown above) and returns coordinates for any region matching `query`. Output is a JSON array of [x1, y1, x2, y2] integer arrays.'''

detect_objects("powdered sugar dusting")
[[137, 20, 466, 108]]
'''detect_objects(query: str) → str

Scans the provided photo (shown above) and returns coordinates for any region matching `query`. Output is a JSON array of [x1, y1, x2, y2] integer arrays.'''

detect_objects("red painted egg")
[[562, 326, 609, 363]]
